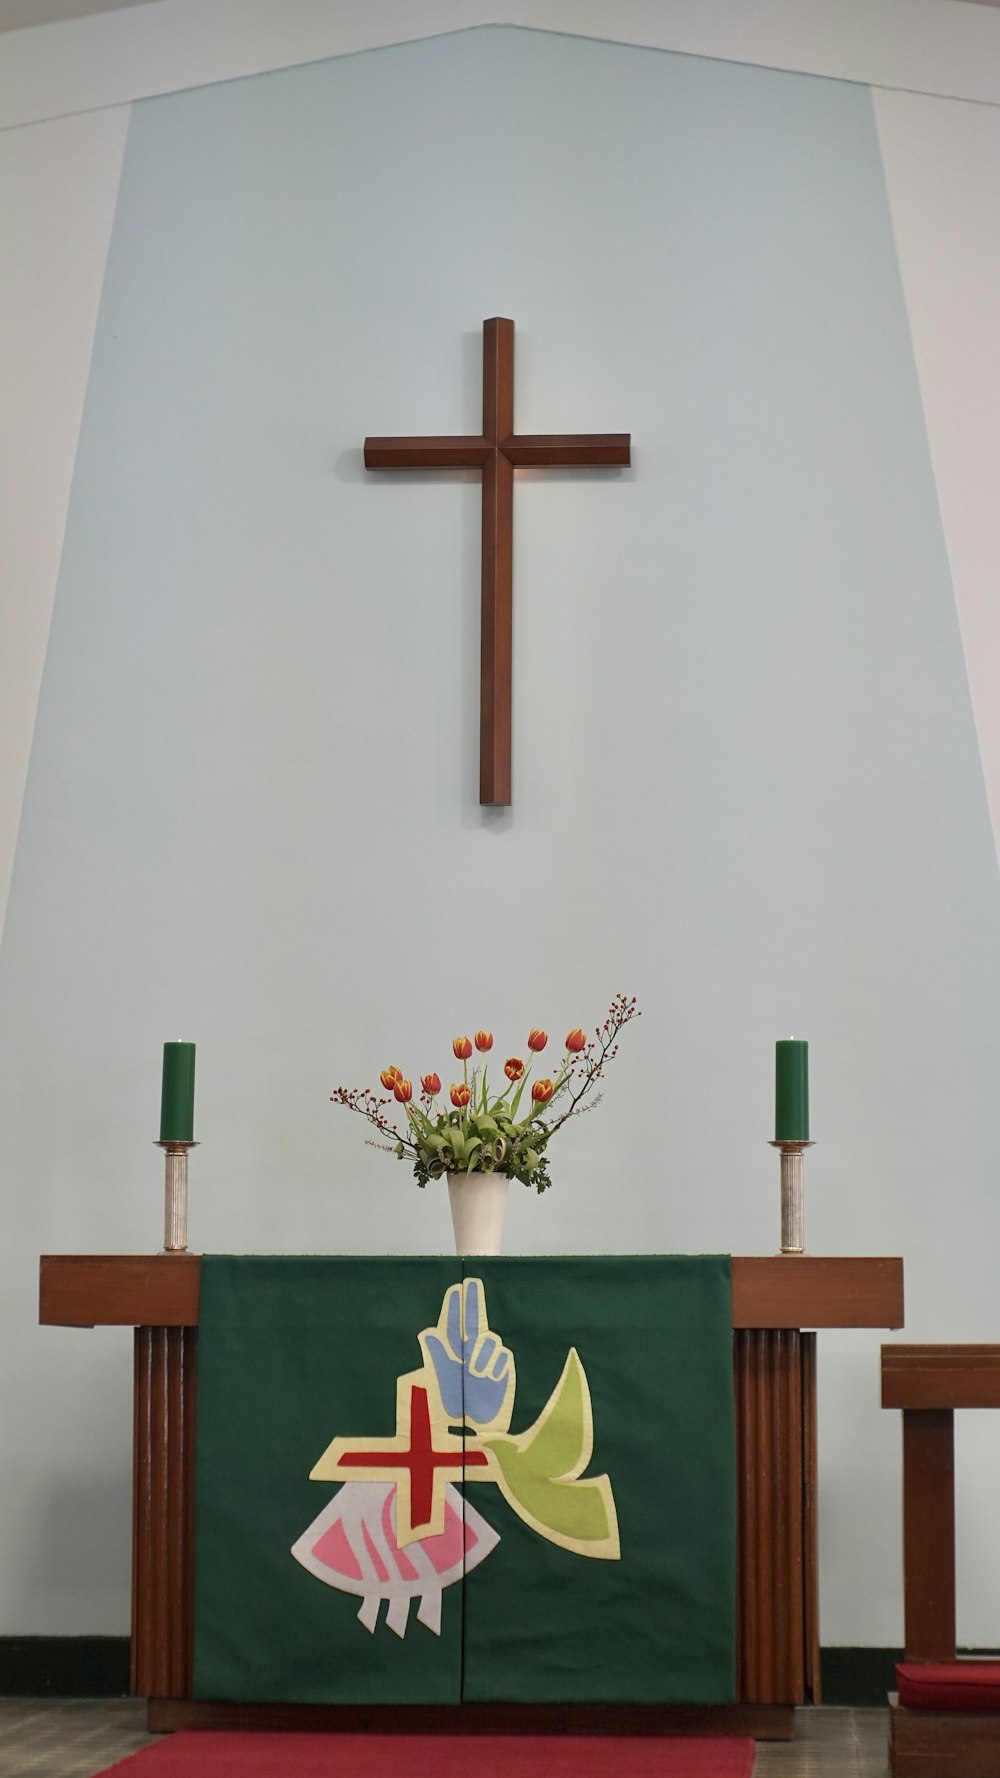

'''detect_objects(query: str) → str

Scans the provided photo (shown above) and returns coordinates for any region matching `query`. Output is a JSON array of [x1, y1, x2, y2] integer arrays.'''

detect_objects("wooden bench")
[[882, 1344, 1000, 1778]]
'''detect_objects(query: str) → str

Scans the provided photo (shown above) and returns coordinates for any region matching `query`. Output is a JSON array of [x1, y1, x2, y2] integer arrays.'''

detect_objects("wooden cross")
[[364, 318, 631, 805]]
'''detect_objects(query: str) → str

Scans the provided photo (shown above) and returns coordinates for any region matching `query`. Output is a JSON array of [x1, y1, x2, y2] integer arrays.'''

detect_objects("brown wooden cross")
[[364, 318, 630, 805]]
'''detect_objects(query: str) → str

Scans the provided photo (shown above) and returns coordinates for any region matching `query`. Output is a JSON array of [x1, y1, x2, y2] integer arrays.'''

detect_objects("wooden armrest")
[[883, 1345, 1000, 1409]]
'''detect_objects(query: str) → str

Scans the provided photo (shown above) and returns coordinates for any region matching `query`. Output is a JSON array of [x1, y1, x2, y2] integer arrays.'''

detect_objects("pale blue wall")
[[5, 26, 1000, 1640]]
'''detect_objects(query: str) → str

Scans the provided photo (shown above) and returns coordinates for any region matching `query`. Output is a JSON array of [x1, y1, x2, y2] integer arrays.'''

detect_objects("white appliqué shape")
[[290, 1479, 499, 1638]]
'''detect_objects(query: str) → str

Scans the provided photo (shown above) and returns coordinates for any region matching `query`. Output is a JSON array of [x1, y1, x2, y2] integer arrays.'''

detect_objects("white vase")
[[447, 1171, 509, 1256]]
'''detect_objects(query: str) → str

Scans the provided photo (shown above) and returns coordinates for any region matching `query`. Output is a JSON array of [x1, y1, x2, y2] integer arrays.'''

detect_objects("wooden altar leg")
[[132, 1326, 198, 1699], [733, 1329, 818, 1704]]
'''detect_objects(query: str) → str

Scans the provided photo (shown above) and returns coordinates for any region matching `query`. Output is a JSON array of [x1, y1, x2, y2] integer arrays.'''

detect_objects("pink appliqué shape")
[[291, 1480, 499, 1639]]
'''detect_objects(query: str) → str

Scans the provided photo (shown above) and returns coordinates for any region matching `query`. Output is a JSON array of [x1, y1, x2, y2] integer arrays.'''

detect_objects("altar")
[[38, 1252, 903, 1738]]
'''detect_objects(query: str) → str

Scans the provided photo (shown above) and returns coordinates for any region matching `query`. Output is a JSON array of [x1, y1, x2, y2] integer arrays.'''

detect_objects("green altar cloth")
[[193, 1255, 736, 1705]]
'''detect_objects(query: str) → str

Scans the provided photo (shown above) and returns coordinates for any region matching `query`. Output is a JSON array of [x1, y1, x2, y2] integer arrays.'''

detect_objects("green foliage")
[[408, 1096, 553, 1193]]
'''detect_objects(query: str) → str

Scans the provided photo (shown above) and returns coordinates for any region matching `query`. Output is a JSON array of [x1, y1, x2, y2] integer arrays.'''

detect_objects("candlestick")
[[775, 1038, 808, 1142], [155, 1140, 197, 1252], [769, 1138, 814, 1254], [160, 1041, 195, 1143]]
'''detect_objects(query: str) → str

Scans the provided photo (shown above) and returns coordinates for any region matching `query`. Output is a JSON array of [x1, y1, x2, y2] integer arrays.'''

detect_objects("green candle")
[[775, 1038, 808, 1141], [160, 1041, 196, 1143]]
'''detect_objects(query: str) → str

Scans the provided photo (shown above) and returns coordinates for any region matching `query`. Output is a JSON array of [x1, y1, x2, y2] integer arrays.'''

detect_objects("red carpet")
[[96, 1730, 755, 1776]]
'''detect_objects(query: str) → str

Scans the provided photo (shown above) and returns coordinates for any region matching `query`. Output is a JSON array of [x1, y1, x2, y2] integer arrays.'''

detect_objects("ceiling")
[[0, 0, 160, 30], [2, 0, 1000, 25]]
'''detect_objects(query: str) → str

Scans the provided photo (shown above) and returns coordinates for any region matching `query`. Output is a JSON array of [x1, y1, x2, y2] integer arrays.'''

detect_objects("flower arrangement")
[[332, 993, 640, 1194]]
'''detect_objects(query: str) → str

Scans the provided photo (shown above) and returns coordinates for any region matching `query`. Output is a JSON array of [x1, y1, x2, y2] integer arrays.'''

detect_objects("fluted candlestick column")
[[155, 1142, 197, 1253], [769, 1140, 814, 1255]]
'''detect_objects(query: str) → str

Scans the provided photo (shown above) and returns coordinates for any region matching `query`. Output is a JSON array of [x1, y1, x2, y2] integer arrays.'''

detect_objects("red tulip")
[[527, 1029, 548, 1052], [452, 1035, 473, 1060], [450, 1082, 472, 1109], [393, 1078, 413, 1103], [421, 1072, 442, 1096], [565, 1029, 586, 1053], [504, 1057, 525, 1082], [380, 1066, 402, 1090], [475, 1030, 493, 1053], [531, 1078, 554, 1104]]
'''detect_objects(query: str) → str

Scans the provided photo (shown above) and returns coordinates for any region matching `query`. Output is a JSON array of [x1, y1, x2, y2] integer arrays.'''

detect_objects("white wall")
[[4, 0, 1000, 1659], [0, 106, 129, 951]]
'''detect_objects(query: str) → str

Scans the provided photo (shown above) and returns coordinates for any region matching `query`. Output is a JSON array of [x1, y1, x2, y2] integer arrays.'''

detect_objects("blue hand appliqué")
[[420, 1278, 515, 1430]]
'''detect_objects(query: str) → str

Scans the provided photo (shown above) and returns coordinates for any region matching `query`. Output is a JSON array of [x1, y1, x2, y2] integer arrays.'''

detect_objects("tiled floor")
[[754, 1709, 890, 1777], [0, 1700, 155, 1777], [0, 1701, 892, 1778]]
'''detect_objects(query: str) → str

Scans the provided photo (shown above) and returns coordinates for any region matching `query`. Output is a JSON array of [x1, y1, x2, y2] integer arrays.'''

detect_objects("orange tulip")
[[421, 1072, 442, 1096], [504, 1057, 525, 1081], [527, 1029, 548, 1052], [565, 1029, 586, 1053], [393, 1078, 413, 1103], [475, 1030, 493, 1053], [531, 1078, 554, 1104], [452, 1035, 473, 1060], [450, 1082, 472, 1109], [380, 1066, 402, 1090]]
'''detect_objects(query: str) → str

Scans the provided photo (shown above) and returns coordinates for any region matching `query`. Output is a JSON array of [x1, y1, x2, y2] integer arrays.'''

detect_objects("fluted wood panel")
[[131, 1326, 197, 1699], [734, 1329, 816, 1704], [802, 1334, 820, 1703]]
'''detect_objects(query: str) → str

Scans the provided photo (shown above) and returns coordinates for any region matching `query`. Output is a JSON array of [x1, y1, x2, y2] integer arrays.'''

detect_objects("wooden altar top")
[[39, 1253, 904, 1330]]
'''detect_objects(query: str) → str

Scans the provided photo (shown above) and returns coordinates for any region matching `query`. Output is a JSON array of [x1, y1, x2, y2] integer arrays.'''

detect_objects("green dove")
[[480, 1347, 620, 1560]]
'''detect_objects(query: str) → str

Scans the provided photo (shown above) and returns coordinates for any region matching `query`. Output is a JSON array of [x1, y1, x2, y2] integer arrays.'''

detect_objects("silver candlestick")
[[769, 1139, 815, 1255], [155, 1141, 198, 1252]]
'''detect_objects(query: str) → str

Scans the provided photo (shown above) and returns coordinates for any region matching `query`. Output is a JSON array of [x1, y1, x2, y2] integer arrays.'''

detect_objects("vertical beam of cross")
[[336, 1383, 489, 1537], [364, 318, 630, 806]]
